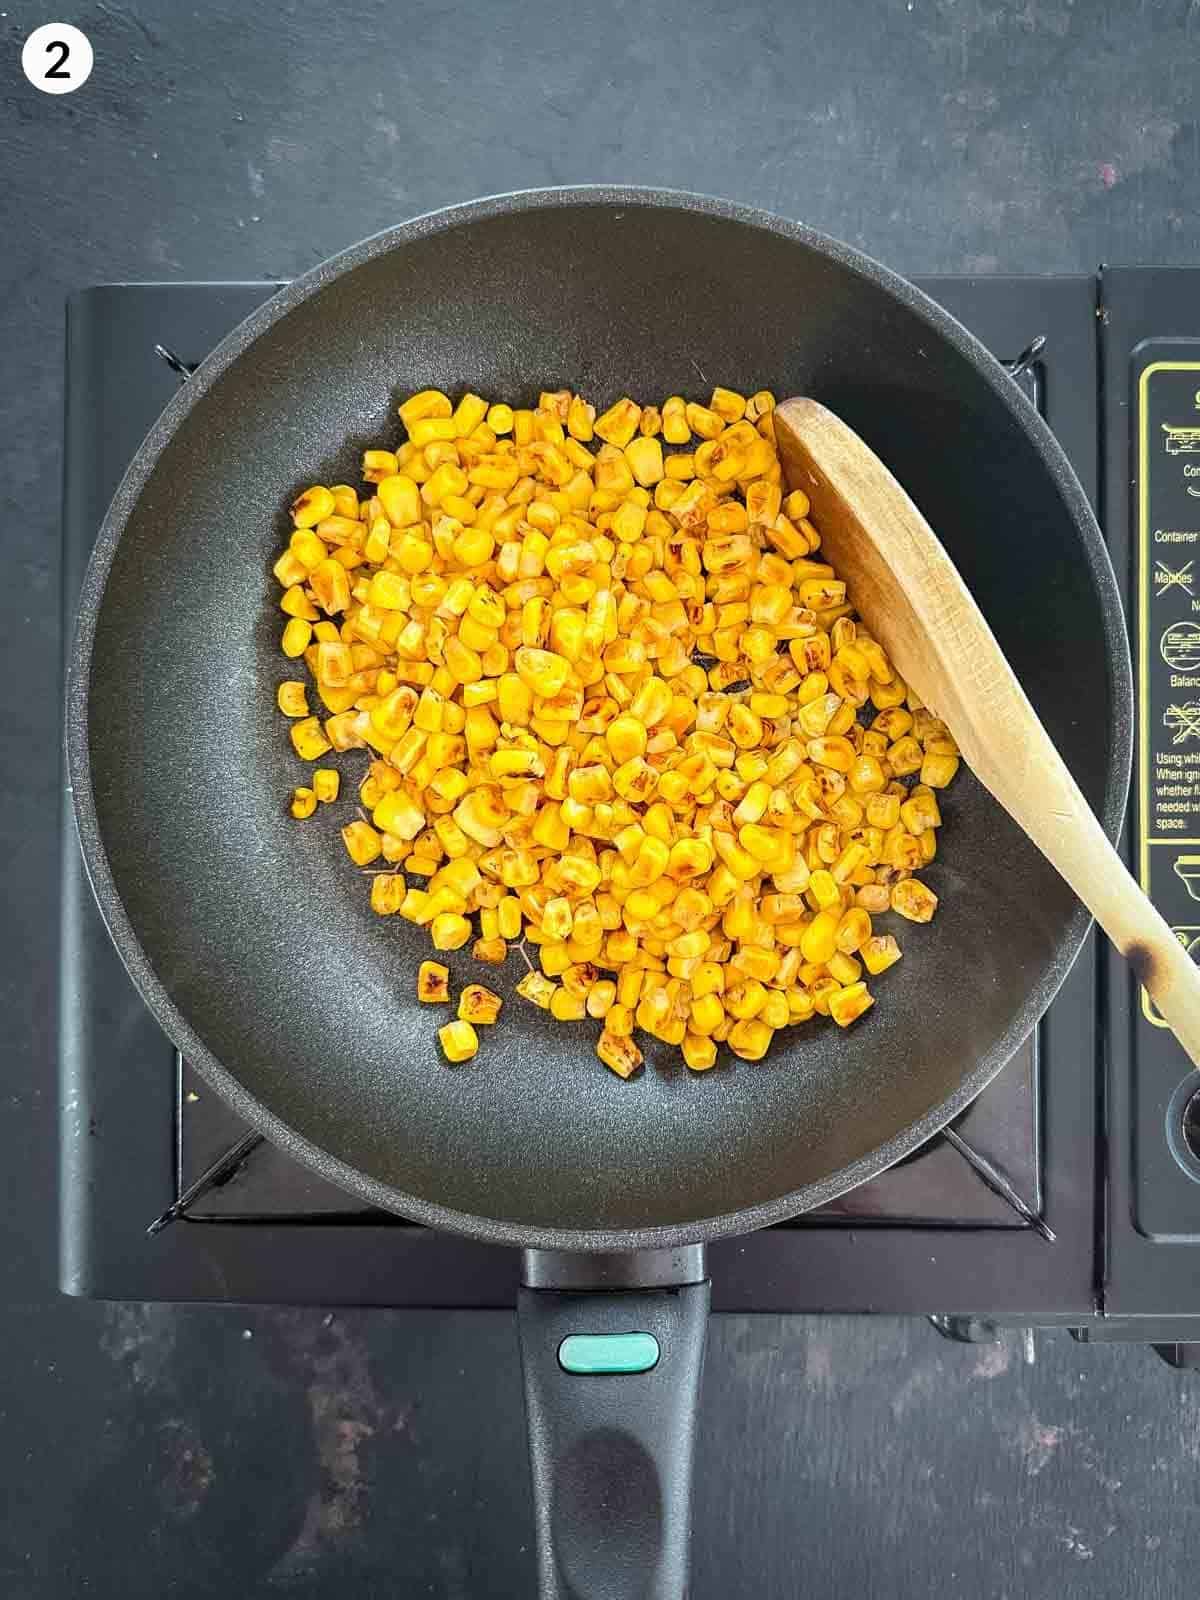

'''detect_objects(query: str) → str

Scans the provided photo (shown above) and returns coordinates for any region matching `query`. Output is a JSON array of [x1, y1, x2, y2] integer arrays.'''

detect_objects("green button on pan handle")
[[558, 1331, 660, 1375]]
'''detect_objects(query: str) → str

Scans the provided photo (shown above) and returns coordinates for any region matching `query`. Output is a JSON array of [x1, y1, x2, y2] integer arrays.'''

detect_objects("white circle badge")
[[22, 23, 93, 94]]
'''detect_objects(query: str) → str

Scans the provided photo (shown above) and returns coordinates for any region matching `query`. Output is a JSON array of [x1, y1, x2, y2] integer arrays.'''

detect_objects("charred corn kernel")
[[458, 984, 502, 1025], [340, 819, 381, 866], [725, 978, 767, 1020], [862, 934, 902, 976], [709, 386, 746, 421], [865, 792, 901, 830], [277, 680, 309, 717], [596, 999, 631, 1039], [597, 1030, 643, 1078], [376, 473, 422, 529], [731, 946, 781, 984], [542, 896, 573, 941], [682, 1032, 717, 1072], [855, 882, 890, 914], [727, 1018, 772, 1060], [369, 872, 406, 914], [438, 1019, 479, 1062], [594, 398, 641, 448], [828, 982, 874, 1028], [515, 971, 555, 1010], [888, 736, 924, 777], [312, 768, 340, 804], [291, 485, 336, 528], [290, 785, 317, 818], [685, 402, 724, 440], [610, 757, 656, 804], [806, 736, 855, 774], [290, 716, 331, 761], [416, 960, 450, 1003], [835, 907, 871, 954], [891, 879, 938, 923]]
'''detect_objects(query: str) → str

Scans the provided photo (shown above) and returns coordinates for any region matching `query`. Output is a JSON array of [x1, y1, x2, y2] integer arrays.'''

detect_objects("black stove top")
[[58, 271, 1200, 1342]]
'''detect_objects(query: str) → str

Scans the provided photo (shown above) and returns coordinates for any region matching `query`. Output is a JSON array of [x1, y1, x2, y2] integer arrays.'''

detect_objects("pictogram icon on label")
[[1164, 702, 1200, 743], [1156, 559, 1194, 597], [1160, 621, 1200, 671], [1163, 424, 1200, 456]]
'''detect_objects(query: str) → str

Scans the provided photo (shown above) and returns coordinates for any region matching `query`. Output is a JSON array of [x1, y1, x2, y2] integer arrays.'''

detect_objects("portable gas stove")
[[58, 271, 1200, 1361]]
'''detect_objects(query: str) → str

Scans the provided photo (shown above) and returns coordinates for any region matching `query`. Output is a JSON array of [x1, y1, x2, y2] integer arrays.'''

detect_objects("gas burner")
[[58, 271, 1200, 1349]]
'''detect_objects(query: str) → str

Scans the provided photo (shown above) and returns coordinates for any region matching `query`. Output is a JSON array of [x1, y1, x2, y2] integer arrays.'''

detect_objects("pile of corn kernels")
[[273, 385, 959, 1077]]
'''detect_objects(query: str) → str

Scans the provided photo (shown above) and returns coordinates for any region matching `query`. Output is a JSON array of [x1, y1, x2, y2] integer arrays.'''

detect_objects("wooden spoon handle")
[[984, 713, 1200, 1065]]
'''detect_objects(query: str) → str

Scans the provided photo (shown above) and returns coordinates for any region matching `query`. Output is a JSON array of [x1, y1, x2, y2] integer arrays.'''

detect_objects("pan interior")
[[82, 198, 1124, 1238]]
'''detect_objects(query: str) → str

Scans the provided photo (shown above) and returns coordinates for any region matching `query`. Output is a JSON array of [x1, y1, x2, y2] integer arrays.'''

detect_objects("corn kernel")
[[891, 879, 938, 923], [829, 982, 874, 1028], [312, 768, 340, 804], [458, 984, 502, 1024], [439, 1019, 479, 1062], [290, 786, 317, 819], [277, 680, 309, 717], [291, 485, 336, 528], [727, 1018, 772, 1061], [550, 987, 587, 1022], [428, 912, 470, 951], [370, 872, 407, 914], [290, 716, 332, 762], [282, 617, 312, 658], [594, 398, 642, 448], [597, 1030, 643, 1078], [680, 1031, 715, 1072]]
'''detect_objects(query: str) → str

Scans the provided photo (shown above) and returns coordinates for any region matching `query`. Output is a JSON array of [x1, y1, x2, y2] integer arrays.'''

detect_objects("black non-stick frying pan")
[[67, 189, 1131, 1598]]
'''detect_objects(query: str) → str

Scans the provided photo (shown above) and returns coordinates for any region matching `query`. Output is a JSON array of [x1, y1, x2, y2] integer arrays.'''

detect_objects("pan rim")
[[65, 184, 1133, 1252]]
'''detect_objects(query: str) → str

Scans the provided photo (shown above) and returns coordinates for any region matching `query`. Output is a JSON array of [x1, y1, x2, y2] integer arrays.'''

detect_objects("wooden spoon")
[[773, 396, 1200, 1066]]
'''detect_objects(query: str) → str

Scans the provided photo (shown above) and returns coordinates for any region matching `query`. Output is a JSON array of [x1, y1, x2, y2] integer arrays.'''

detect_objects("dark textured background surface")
[[3, 0, 1200, 1594]]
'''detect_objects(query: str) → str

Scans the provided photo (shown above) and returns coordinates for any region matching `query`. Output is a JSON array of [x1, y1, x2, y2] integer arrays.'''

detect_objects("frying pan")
[[66, 188, 1131, 1597]]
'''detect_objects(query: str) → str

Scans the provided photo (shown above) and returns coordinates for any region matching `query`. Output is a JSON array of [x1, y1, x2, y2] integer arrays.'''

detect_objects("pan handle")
[[518, 1247, 710, 1600]]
